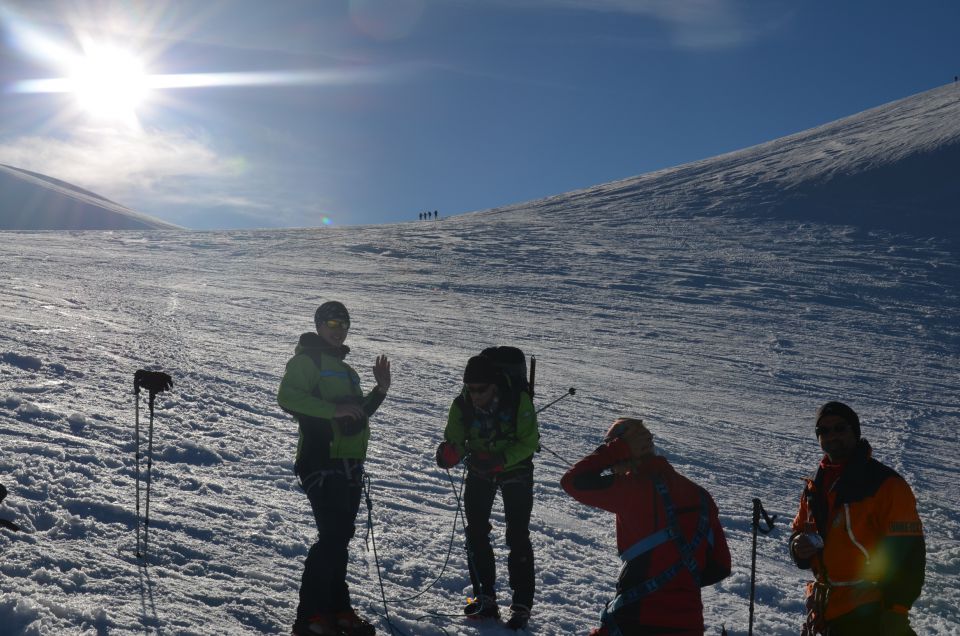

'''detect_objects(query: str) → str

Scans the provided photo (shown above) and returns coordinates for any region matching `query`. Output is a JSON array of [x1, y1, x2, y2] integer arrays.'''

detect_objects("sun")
[[68, 44, 149, 123]]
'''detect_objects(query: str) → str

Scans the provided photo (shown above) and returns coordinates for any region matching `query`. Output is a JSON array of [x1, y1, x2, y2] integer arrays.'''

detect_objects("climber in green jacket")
[[278, 301, 390, 636]]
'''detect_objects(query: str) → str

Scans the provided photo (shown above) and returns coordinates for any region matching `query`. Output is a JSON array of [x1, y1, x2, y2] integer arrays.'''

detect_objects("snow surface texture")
[[1, 84, 958, 635]]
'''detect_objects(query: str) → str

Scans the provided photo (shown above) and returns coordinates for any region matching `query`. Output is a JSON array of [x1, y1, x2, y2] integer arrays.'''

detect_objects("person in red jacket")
[[561, 418, 731, 636], [790, 402, 925, 636]]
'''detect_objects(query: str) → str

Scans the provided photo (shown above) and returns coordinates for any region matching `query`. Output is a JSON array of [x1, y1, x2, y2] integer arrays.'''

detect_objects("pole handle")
[[753, 497, 777, 534], [134, 370, 174, 400]]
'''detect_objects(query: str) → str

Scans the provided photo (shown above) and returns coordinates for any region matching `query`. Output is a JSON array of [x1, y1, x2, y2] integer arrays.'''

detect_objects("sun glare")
[[7, 14, 382, 128], [69, 44, 149, 122]]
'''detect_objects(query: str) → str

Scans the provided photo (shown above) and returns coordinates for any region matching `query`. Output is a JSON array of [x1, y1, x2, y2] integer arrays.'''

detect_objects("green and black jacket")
[[443, 380, 539, 474], [277, 333, 386, 475]]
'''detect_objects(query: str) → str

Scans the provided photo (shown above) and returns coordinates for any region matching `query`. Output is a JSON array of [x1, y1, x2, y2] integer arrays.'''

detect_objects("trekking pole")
[[749, 498, 777, 636], [535, 387, 575, 415], [535, 388, 577, 467], [528, 356, 536, 399], [134, 378, 142, 556], [144, 390, 156, 557], [538, 442, 573, 468], [133, 370, 173, 560]]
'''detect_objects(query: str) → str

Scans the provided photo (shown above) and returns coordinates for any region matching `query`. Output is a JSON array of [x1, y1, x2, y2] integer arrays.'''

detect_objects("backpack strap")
[[455, 381, 523, 445], [600, 476, 711, 631]]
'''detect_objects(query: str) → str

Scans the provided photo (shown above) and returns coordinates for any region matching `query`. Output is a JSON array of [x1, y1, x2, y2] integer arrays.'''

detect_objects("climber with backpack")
[[435, 347, 540, 631], [561, 418, 731, 636]]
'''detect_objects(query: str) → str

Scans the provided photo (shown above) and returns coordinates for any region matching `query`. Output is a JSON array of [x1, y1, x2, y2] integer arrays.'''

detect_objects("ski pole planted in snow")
[[133, 369, 173, 559], [749, 497, 777, 636]]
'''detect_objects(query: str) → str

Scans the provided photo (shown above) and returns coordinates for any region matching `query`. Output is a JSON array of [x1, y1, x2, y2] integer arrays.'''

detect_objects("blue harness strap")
[[618, 527, 673, 563], [600, 476, 711, 635]]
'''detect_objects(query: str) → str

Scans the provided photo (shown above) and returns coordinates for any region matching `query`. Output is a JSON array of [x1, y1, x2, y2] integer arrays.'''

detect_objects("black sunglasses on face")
[[816, 423, 849, 437], [466, 384, 493, 395]]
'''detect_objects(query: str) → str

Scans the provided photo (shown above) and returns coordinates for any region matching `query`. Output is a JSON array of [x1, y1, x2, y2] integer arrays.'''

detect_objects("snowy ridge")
[[475, 83, 960, 239], [1, 85, 958, 635], [0, 163, 181, 230]]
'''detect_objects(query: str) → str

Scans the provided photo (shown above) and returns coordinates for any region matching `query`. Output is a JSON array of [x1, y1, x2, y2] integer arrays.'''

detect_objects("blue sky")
[[1, 0, 958, 230]]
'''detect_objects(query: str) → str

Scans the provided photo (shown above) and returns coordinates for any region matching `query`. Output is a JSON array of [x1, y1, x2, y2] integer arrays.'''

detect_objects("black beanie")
[[816, 401, 861, 439], [314, 301, 350, 330], [463, 355, 500, 384]]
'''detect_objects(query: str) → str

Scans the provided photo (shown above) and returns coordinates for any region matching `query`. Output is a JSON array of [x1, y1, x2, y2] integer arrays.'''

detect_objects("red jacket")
[[561, 439, 731, 634]]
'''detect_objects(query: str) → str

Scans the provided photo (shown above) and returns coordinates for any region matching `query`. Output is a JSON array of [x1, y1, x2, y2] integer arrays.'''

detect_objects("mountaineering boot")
[[292, 614, 338, 636], [464, 595, 500, 620], [335, 609, 376, 636], [505, 604, 530, 631]]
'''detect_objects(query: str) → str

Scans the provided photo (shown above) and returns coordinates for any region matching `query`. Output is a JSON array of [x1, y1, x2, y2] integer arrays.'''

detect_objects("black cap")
[[816, 401, 861, 439], [463, 355, 500, 384], [314, 301, 350, 330]]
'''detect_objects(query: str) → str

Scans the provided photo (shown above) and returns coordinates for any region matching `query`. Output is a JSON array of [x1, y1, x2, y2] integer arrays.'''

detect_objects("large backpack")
[[456, 346, 538, 452], [480, 346, 535, 399]]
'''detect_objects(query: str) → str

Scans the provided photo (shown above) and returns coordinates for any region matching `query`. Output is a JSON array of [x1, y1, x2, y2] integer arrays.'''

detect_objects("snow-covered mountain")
[[1, 84, 958, 635], [0, 163, 180, 230], [482, 82, 960, 240]]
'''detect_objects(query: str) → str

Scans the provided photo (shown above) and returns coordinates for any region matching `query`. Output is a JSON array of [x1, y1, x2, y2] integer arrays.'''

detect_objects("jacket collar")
[[812, 438, 875, 504], [629, 455, 672, 479], [818, 438, 872, 473], [297, 332, 349, 360]]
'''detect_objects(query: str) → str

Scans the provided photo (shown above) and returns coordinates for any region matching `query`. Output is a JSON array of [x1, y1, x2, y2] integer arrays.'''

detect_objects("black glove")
[[436, 441, 461, 468], [336, 416, 366, 436]]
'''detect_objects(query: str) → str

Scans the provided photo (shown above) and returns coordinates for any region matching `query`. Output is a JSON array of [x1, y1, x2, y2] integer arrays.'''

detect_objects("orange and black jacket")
[[789, 439, 925, 622], [561, 439, 731, 634]]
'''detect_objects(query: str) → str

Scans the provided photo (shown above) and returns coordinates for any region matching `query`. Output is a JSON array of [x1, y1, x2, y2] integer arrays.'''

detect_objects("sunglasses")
[[466, 384, 493, 396], [816, 423, 849, 437], [322, 319, 350, 330]]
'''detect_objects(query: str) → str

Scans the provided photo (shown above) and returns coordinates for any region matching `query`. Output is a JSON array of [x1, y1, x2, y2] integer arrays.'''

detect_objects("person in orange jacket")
[[561, 418, 731, 636], [790, 402, 925, 636]]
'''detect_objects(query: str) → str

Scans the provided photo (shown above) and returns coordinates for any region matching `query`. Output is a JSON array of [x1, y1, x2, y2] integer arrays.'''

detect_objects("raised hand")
[[373, 355, 391, 392]]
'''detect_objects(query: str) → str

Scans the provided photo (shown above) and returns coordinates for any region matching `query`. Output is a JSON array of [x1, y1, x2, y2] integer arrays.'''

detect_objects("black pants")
[[297, 465, 363, 621], [463, 466, 535, 609], [827, 603, 918, 636]]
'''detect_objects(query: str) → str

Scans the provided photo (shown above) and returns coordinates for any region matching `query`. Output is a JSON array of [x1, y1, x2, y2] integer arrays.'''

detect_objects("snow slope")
[[0, 164, 180, 230], [1, 84, 958, 635]]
